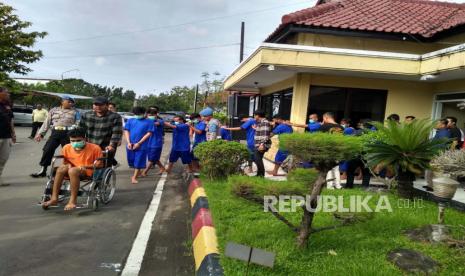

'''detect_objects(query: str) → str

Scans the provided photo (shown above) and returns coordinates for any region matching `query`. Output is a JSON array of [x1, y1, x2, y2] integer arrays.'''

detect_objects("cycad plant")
[[364, 119, 448, 198]]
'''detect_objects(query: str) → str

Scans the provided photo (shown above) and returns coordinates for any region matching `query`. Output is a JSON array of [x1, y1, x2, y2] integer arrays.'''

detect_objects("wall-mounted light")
[[420, 74, 439, 81]]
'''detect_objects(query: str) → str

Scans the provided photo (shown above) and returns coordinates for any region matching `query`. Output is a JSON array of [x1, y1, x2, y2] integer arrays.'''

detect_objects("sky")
[[4, 0, 317, 95], [5, 0, 465, 95]]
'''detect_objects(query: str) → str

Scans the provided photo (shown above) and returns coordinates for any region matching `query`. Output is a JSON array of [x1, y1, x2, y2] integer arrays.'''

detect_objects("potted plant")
[[430, 149, 465, 199], [364, 119, 447, 199]]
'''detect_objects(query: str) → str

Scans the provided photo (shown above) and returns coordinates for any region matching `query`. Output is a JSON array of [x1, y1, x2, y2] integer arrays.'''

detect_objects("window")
[[260, 89, 293, 119], [307, 86, 387, 124]]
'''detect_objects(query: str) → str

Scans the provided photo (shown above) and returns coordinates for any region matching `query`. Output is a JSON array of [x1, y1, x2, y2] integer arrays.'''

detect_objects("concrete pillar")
[[290, 73, 311, 132]]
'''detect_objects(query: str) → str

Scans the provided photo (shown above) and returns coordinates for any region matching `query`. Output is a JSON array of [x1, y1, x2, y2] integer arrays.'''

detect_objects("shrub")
[[431, 149, 465, 179], [287, 168, 319, 185], [280, 132, 363, 170], [229, 174, 315, 199], [194, 140, 249, 180]]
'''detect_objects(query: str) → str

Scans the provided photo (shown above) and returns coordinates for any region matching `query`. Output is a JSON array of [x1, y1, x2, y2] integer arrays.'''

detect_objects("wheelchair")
[[40, 151, 116, 211]]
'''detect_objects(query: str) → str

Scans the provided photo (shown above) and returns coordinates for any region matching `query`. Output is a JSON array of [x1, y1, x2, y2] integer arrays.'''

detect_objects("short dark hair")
[[190, 113, 201, 120], [68, 127, 86, 138], [175, 115, 186, 123], [108, 102, 116, 107], [405, 115, 416, 120], [238, 114, 249, 120], [447, 116, 457, 124], [439, 118, 449, 126], [387, 114, 400, 122], [253, 109, 266, 118], [323, 112, 335, 119], [132, 106, 146, 115], [147, 106, 159, 115], [341, 118, 351, 125]]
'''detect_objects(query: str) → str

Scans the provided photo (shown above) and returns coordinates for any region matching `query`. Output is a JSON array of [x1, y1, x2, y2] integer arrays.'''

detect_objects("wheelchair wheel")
[[101, 168, 116, 204]]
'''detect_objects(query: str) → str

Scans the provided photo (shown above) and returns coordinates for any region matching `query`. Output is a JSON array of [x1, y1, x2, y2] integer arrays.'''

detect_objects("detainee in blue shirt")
[[165, 115, 193, 174], [434, 118, 452, 140], [220, 119, 233, 141], [124, 106, 154, 184], [188, 113, 207, 172], [268, 114, 293, 176], [142, 107, 166, 176], [287, 113, 321, 133], [222, 114, 256, 173]]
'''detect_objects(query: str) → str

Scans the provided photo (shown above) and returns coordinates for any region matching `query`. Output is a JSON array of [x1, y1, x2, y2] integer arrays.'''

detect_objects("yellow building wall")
[[260, 73, 437, 124], [296, 33, 443, 54], [434, 79, 465, 94]]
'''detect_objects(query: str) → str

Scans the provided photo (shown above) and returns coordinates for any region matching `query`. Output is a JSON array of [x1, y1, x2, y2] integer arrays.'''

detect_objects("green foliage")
[[287, 168, 319, 185], [204, 180, 465, 275], [0, 3, 46, 84], [229, 174, 314, 199], [19, 79, 136, 110], [280, 132, 363, 169], [194, 140, 249, 180], [137, 86, 196, 112], [364, 119, 447, 174], [213, 111, 227, 124]]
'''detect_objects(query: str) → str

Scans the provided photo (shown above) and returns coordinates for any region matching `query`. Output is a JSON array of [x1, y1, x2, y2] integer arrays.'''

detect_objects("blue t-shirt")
[[273, 124, 293, 135], [241, 118, 256, 149], [434, 128, 451, 140], [343, 127, 355, 135], [307, 122, 321, 133], [172, 123, 191, 152], [193, 121, 207, 146], [220, 128, 232, 141], [148, 119, 164, 148], [125, 118, 155, 150]]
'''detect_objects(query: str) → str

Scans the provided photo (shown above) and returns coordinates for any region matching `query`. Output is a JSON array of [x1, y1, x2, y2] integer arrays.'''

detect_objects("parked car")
[[158, 112, 178, 132], [118, 112, 135, 124], [12, 106, 33, 126]]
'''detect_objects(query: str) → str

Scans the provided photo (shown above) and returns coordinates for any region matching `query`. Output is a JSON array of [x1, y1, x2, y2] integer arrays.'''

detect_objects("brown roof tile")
[[267, 0, 465, 41]]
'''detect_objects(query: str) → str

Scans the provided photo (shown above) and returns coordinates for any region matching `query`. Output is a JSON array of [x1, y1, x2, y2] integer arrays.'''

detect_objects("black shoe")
[[31, 167, 47, 178], [422, 185, 434, 192], [28, 136, 34, 139], [30, 172, 46, 178]]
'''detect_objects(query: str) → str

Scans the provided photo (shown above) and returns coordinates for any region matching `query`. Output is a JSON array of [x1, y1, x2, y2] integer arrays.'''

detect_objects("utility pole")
[[193, 84, 199, 112], [240, 21, 245, 63]]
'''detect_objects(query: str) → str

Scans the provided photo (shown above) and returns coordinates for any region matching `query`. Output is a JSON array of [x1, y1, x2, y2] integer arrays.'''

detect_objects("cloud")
[[186, 25, 209, 37], [94, 57, 107, 66]]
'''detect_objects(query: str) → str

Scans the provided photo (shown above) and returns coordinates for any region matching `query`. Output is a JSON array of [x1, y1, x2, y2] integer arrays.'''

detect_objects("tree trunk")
[[397, 171, 416, 199], [297, 170, 327, 248]]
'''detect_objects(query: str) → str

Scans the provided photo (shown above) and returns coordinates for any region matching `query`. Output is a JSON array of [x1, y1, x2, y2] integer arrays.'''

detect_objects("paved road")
[[0, 127, 193, 275]]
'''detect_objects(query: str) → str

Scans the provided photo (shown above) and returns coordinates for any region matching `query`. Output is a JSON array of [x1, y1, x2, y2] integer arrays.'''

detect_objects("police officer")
[[31, 95, 79, 177]]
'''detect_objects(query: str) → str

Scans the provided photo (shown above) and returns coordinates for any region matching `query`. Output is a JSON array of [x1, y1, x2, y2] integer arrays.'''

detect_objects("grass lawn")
[[203, 178, 465, 276]]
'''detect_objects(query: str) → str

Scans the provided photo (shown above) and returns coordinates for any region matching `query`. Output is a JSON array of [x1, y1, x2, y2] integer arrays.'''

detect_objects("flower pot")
[[432, 177, 459, 200]]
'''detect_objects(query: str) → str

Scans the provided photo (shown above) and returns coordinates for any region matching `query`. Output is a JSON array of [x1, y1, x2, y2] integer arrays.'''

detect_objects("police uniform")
[[31, 106, 79, 177]]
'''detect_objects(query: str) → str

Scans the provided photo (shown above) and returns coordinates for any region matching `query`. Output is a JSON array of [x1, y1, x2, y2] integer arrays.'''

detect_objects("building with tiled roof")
[[225, 0, 465, 131]]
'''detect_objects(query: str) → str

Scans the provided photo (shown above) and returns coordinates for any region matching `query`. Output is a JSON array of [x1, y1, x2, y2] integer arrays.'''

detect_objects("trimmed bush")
[[194, 140, 249, 180], [229, 174, 316, 199], [280, 132, 363, 170]]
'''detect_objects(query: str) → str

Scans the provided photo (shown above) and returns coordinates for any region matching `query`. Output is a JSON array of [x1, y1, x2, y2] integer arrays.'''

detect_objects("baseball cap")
[[199, 107, 214, 117], [61, 95, 75, 103], [93, 96, 109, 105]]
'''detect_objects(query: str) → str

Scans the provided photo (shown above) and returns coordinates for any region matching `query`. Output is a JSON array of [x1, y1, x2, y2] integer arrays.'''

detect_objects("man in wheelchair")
[[42, 128, 103, 210]]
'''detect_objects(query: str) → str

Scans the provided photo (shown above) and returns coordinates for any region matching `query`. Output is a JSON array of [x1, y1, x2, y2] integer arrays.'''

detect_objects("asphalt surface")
[[0, 127, 194, 276]]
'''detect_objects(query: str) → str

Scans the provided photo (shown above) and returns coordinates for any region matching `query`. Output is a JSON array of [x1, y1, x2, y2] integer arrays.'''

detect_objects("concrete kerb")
[[187, 174, 224, 276]]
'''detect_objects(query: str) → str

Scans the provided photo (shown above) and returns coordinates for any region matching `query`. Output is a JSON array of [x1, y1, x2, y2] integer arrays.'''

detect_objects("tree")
[[0, 2, 47, 85], [364, 119, 447, 199], [280, 133, 363, 248]]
